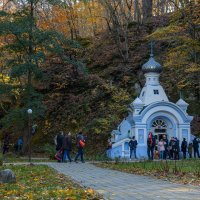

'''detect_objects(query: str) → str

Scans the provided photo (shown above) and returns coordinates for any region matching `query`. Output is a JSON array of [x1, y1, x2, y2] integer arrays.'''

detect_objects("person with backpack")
[[129, 136, 138, 160], [62, 132, 72, 162], [74, 131, 85, 163], [181, 138, 187, 159], [147, 132, 156, 160]]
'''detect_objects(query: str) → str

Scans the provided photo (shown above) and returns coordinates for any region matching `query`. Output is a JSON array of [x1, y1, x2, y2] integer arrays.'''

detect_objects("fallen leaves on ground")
[[95, 160, 200, 187], [0, 165, 102, 199]]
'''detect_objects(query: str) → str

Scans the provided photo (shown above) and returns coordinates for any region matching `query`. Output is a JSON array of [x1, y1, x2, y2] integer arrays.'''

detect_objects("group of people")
[[128, 132, 200, 160], [147, 132, 170, 160], [54, 131, 86, 163], [2, 134, 23, 155], [147, 132, 200, 160]]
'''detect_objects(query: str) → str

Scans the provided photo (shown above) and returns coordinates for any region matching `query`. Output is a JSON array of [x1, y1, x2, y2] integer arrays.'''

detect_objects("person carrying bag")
[[55, 148, 63, 162], [74, 132, 85, 163]]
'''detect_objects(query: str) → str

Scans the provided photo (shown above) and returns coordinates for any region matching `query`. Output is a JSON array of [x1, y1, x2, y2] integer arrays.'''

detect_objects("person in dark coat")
[[163, 135, 168, 159], [168, 137, 173, 159], [55, 131, 64, 151], [3, 133, 10, 154], [188, 142, 193, 158], [176, 137, 180, 160], [181, 138, 187, 159], [172, 137, 179, 160], [129, 136, 138, 160], [62, 132, 72, 162], [171, 137, 177, 160], [74, 132, 85, 163], [193, 138, 200, 158], [147, 132, 156, 160]]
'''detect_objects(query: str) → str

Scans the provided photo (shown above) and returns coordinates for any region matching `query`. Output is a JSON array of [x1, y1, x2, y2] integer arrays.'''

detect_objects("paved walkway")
[[42, 162, 200, 200]]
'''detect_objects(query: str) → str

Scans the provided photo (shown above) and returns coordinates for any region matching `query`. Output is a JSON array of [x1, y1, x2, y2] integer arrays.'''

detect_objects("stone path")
[[42, 162, 200, 200]]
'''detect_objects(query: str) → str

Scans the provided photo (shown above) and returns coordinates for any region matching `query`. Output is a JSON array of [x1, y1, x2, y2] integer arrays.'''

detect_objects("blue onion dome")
[[142, 54, 163, 73]]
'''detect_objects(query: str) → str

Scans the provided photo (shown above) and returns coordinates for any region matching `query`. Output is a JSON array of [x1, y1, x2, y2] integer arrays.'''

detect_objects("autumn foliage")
[[0, 0, 200, 155]]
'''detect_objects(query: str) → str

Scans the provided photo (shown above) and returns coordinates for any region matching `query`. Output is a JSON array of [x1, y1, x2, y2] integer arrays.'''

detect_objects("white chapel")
[[109, 49, 193, 159]]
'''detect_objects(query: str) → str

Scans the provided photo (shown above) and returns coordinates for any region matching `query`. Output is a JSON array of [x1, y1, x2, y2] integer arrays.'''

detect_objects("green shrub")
[[0, 153, 3, 166], [42, 144, 56, 160], [114, 157, 120, 164]]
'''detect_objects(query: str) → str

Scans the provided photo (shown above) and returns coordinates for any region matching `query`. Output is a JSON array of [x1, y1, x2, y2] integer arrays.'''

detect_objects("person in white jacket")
[[158, 139, 166, 160]]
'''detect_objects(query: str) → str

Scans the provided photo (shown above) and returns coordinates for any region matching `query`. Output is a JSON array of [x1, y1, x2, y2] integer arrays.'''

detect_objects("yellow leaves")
[[0, 73, 10, 83], [86, 188, 95, 194], [112, 88, 130, 102], [177, 80, 188, 90], [44, 120, 51, 129], [94, 127, 102, 134], [37, 0, 106, 37], [23, 192, 33, 199], [164, 42, 200, 75], [185, 63, 200, 73], [4, 190, 17, 195], [122, 75, 131, 85], [0, 165, 102, 199], [148, 25, 184, 41]]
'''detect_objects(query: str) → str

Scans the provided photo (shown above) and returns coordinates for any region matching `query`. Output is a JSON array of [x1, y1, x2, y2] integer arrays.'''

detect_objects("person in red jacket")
[[147, 132, 156, 160], [74, 132, 85, 163]]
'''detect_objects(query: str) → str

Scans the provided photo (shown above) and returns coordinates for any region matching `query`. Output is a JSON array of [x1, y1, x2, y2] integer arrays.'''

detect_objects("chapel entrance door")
[[152, 119, 168, 152]]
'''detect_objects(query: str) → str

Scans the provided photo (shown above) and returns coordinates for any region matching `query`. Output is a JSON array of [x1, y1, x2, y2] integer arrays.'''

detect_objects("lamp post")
[[27, 109, 32, 162]]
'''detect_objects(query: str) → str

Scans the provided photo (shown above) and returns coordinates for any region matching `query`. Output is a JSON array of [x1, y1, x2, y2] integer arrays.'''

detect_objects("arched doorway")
[[152, 119, 167, 139], [147, 113, 177, 140], [151, 118, 168, 151]]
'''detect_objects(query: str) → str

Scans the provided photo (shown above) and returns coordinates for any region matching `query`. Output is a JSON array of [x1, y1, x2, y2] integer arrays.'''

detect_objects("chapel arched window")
[[152, 119, 167, 128]]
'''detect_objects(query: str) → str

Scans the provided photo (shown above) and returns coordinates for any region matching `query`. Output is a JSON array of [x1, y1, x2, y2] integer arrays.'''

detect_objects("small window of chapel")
[[153, 90, 159, 94]]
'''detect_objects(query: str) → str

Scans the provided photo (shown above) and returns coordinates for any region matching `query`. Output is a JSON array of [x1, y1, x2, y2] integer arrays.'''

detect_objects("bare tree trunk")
[[99, 0, 134, 63], [142, 0, 152, 21], [134, 0, 142, 23], [160, 0, 166, 14]]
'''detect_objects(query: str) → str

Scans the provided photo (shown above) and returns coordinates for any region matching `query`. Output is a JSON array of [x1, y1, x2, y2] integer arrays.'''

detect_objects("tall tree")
[[142, 0, 153, 21], [99, 0, 135, 63], [0, 0, 83, 145]]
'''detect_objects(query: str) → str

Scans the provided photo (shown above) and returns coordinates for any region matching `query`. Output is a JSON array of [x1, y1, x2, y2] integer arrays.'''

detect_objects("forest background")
[[0, 0, 199, 156]]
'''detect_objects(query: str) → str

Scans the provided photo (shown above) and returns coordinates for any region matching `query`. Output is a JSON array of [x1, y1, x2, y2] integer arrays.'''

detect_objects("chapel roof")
[[112, 130, 121, 135], [142, 54, 163, 74], [176, 98, 189, 106], [132, 97, 143, 105]]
